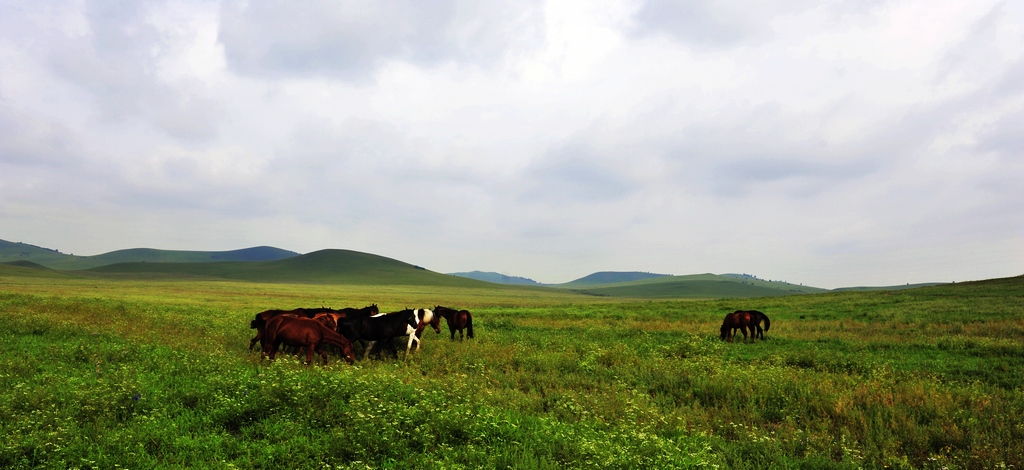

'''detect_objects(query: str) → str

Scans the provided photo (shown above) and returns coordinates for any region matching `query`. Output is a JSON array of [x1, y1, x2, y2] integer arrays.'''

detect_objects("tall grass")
[[1, 275, 1022, 468]]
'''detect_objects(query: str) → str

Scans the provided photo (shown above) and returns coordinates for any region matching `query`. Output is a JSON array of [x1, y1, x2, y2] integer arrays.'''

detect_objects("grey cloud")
[[715, 156, 879, 189], [630, 0, 814, 47], [518, 146, 640, 204], [218, 0, 545, 81], [39, 1, 221, 144], [0, 106, 82, 167]]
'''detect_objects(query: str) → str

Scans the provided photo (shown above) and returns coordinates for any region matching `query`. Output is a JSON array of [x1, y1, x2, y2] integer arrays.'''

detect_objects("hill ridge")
[[0, 238, 299, 270]]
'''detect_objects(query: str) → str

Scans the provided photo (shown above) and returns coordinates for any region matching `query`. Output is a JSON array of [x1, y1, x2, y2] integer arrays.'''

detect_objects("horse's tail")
[[760, 312, 770, 332], [466, 313, 474, 339]]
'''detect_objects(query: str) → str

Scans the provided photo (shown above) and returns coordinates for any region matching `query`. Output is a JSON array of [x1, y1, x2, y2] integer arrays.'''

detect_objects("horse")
[[433, 305, 474, 341], [248, 304, 378, 351], [731, 310, 770, 340], [720, 310, 758, 343], [248, 307, 336, 351], [261, 316, 356, 365], [337, 308, 437, 359]]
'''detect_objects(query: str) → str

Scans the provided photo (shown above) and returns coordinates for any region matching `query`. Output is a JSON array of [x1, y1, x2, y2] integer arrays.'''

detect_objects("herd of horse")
[[249, 304, 475, 365], [249, 304, 770, 366]]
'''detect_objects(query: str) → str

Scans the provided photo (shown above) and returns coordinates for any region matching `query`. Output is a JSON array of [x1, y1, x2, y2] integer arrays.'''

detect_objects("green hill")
[[85, 249, 494, 286], [0, 260, 73, 279], [559, 273, 828, 298], [561, 271, 670, 286], [0, 239, 77, 266], [832, 282, 946, 292], [450, 271, 543, 286], [0, 239, 299, 270]]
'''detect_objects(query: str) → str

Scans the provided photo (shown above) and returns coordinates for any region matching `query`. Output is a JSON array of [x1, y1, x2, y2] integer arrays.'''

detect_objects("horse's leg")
[[365, 341, 377, 360], [317, 345, 330, 365], [249, 331, 262, 351], [406, 334, 413, 354], [304, 345, 315, 365], [268, 340, 281, 361]]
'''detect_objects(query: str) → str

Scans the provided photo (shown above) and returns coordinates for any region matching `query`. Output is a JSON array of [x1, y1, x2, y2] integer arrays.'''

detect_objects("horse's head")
[[368, 303, 379, 315], [720, 323, 730, 340]]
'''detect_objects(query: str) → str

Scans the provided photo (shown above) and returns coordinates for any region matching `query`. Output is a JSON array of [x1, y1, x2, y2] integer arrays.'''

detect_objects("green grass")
[[1, 273, 1022, 468]]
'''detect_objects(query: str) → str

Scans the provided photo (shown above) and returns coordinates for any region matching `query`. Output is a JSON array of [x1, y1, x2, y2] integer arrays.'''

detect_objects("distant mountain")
[[560, 271, 671, 286], [0, 239, 299, 270], [450, 271, 543, 286]]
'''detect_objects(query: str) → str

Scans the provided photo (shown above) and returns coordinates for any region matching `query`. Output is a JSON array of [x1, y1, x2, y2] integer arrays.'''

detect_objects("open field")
[[1, 271, 1023, 469]]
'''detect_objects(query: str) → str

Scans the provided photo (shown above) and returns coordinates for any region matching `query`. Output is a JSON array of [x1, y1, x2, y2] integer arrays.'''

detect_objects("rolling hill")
[[832, 283, 946, 292], [557, 273, 829, 298], [0, 239, 299, 270], [450, 271, 543, 286], [2, 238, 977, 298], [0, 260, 73, 279], [560, 271, 670, 286], [86, 249, 494, 287]]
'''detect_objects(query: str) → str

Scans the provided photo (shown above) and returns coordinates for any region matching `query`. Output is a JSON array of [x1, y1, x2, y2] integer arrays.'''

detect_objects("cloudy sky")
[[1, 0, 1021, 288]]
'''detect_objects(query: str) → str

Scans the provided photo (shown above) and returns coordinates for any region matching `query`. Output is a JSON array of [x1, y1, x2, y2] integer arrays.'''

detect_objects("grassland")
[[1, 269, 1022, 469]]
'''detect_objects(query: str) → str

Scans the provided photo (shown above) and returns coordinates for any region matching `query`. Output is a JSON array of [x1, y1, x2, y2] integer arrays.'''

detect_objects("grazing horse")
[[337, 308, 437, 359], [262, 316, 356, 365], [720, 311, 758, 343], [731, 310, 770, 340], [433, 305, 475, 341], [248, 304, 378, 351], [248, 307, 335, 351]]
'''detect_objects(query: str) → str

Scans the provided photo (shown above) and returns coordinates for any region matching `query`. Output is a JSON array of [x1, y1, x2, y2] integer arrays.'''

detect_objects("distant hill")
[[832, 282, 946, 292], [0, 239, 299, 270], [2, 260, 53, 270], [561, 271, 670, 286], [86, 249, 493, 287], [450, 271, 543, 286], [0, 260, 72, 279], [558, 273, 829, 298]]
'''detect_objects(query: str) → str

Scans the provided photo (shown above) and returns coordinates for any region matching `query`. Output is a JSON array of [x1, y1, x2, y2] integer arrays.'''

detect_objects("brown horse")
[[249, 307, 333, 350], [248, 304, 378, 351], [720, 310, 758, 343], [730, 310, 770, 340], [433, 305, 474, 341], [262, 316, 356, 365]]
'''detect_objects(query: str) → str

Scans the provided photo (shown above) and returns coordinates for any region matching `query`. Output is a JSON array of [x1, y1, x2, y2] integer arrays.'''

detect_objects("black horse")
[[336, 308, 438, 359]]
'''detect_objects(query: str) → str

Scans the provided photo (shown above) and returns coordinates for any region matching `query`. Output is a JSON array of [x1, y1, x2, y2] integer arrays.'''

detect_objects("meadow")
[[1, 271, 1022, 469]]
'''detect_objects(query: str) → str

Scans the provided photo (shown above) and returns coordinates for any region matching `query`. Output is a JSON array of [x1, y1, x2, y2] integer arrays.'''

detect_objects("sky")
[[0, 0, 1021, 288]]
